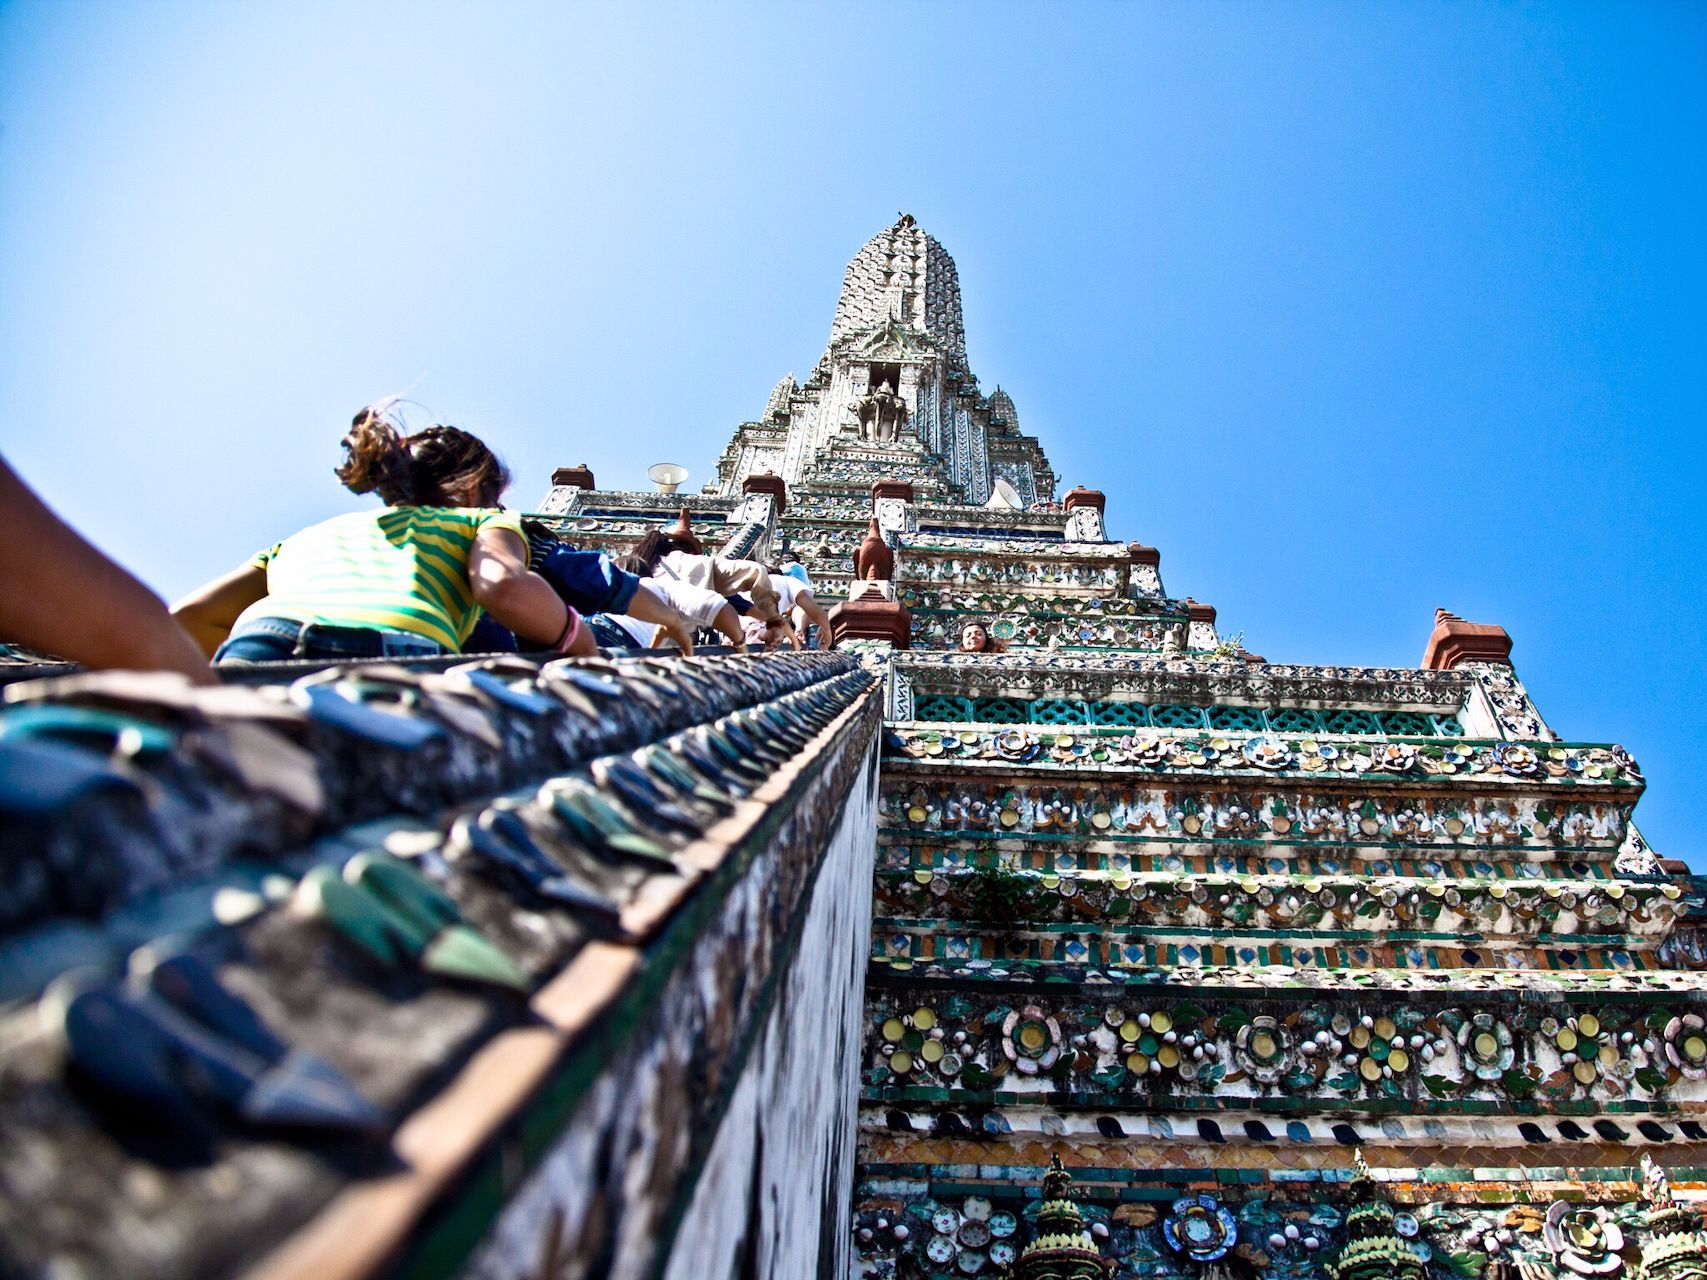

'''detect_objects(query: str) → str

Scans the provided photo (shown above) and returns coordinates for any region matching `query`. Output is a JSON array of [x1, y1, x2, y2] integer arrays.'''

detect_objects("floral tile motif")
[[861, 987, 1707, 1108]]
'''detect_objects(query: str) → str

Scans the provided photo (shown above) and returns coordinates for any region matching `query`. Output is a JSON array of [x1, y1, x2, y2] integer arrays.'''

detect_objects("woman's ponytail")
[[335, 406, 416, 504], [632, 530, 667, 573], [335, 404, 508, 508]]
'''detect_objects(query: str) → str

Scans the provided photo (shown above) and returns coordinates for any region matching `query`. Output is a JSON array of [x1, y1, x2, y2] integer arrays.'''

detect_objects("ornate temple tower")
[[708, 214, 1055, 508], [529, 216, 1707, 1280]]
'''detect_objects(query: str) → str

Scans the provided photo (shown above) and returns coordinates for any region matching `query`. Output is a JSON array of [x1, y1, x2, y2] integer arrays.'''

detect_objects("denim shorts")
[[584, 613, 641, 649], [214, 616, 446, 664]]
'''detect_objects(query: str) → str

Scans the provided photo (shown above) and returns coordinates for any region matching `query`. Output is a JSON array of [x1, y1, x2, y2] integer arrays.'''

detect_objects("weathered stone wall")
[[457, 699, 879, 1280], [658, 759, 876, 1280]]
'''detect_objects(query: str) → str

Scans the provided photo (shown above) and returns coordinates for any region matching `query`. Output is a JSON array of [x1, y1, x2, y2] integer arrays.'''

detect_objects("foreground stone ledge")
[[0, 652, 854, 945], [251, 684, 883, 1280], [0, 652, 881, 1280]]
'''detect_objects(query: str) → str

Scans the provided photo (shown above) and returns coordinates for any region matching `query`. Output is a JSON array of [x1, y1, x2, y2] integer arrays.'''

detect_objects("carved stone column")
[[1063, 486, 1107, 542], [872, 480, 915, 537]]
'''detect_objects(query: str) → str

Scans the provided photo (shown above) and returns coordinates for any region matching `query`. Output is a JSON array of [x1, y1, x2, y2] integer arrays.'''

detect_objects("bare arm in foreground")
[[0, 456, 215, 684]]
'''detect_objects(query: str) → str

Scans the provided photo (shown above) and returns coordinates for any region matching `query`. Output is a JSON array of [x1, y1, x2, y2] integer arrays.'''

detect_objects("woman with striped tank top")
[[172, 405, 595, 663]]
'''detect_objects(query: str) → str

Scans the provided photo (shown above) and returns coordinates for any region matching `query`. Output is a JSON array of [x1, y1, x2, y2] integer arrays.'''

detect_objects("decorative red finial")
[[740, 472, 788, 512], [871, 479, 915, 503], [665, 507, 704, 554], [1422, 608, 1512, 670], [853, 517, 894, 581], [1063, 486, 1106, 514], [550, 463, 596, 490]]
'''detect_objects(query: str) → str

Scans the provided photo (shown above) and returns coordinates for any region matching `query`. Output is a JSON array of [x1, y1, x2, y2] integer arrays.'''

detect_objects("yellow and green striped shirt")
[[231, 507, 527, 652]]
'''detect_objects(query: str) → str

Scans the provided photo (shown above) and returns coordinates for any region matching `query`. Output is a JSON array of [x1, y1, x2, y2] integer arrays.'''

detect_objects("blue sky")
[[1, 2, 1702, 862]]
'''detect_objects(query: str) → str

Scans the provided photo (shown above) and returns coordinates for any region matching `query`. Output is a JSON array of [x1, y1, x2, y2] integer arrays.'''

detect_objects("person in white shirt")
[[772, 562, 835, 649], [634, 526, 783, 623], [591, 560, 748, 651]]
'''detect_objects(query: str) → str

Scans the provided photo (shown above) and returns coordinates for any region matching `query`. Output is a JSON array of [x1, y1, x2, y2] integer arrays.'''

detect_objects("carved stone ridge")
[[531, 491, 737, 515], [894, 653, 1474, 709]]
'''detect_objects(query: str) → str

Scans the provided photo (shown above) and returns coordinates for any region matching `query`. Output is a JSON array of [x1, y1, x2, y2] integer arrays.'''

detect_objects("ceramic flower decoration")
[[1542, 1201, 1624, 1276], [1457, 1012, 1518, 1081], [1003, 1005, 1063, 1075], [1235, 1016, 1294, 1085], [1241, 736, 1293, 770], [1163, 1194, 1238, 1263], [1661, 1013, 1707, 1081]]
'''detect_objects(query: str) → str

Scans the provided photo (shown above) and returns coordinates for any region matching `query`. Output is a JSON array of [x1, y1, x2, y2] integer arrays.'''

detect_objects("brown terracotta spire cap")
[[871, 480, 914, 502], [1063, 486, 1105, 513], [827, 596, 911, 649], [1422, 607, 1512, 670], [664, 507, 704, 555], [550, 464, 595, 490], [1128, 543, 1161, 567]]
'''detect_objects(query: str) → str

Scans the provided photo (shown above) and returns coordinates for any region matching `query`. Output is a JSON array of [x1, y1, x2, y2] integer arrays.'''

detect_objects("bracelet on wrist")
[[551, 607, 583, 655]]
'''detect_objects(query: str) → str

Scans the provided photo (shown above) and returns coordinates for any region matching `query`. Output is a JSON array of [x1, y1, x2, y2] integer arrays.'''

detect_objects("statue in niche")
[[853, 380, 909, 444]]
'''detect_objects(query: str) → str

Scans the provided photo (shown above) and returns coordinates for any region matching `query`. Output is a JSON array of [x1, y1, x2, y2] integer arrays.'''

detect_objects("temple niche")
[[852, 379, 909, 444]]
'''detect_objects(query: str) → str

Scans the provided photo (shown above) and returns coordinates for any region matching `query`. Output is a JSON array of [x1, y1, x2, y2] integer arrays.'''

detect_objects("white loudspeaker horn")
[[647, 463, 689, 495]]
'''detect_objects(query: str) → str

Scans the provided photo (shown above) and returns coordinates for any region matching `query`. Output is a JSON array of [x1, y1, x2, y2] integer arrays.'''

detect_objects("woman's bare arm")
[[795, 590, 835, 649], [468, 527, 574, 647], [622, 581, 698, 655], [0, 457, 216, 683], [171, 562, 269, 657], [711, 602, 747, 652]]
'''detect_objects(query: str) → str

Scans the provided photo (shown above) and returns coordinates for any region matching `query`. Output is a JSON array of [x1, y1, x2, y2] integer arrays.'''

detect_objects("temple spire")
[[1636, 1154, 1707, 1280], [825, 212, 967, 364], [1012, 1155, 1108, 1279], [707, 216, 1055, 504], [1327, 1152, 1425, 1280]]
